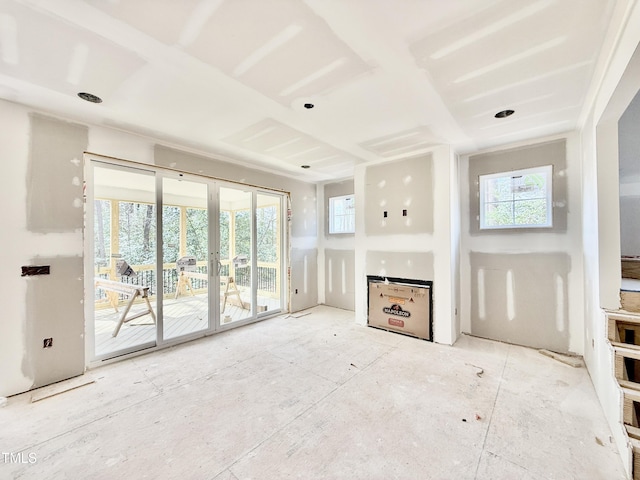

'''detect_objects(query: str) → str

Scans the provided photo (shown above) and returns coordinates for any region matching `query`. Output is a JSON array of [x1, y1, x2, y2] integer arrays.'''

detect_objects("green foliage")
[[234, 209, 251, 259], [96, 200, 280, 268], [186, 208, 208, 261], [162, 206, 180, 263], [484, 171, 549, 227], [220, 211, 230, 260], [94, 200, 111, 267], [257, 205, 278, 262], [118, 201, 156, 265]]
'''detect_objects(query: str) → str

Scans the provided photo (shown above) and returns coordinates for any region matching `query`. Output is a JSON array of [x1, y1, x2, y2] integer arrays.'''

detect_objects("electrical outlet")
[[43, 338, 53, 348]]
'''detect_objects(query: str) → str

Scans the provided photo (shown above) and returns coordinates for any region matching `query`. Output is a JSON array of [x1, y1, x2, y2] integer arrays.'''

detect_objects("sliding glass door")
[[87, 157, 286, 361], [218, 186, 253, 324], [91, 163, 158, 358], [162, 176, 211, 340], [256, 192, 282, 313]]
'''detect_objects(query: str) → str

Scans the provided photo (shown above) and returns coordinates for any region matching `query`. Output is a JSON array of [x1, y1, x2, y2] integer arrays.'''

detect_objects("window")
[[479, 165, 552, 229], [329, 194, 355, 234]]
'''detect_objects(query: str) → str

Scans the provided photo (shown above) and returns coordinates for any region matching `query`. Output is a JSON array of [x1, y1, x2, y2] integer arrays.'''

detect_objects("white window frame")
[[329, 194, 355, 234], [479, 165, 552, 230]]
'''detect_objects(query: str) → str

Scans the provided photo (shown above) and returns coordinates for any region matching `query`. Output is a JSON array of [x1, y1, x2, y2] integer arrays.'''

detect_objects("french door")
[[86, 158, 285, 362]]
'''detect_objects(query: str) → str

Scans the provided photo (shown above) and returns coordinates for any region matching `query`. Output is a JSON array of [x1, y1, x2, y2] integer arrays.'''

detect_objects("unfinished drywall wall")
[[460, 134, 583, 355], [324, 249, 355, 311], [1, 100, 320, 397], [354, 147, 459, 345], [23, 256, 84, 388], [468, 139, 567, 235], [365, 155, 433, 235], [27, 114, 87, 232], [319, 179, 355, 310], [470, 252, 570, 352], [366, 251, 434, 281], [1, 103, 87, 398], [291, 248, 318, 309]]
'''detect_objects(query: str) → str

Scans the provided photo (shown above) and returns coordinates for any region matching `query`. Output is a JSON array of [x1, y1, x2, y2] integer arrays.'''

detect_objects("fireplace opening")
[[367, 276, 433, 341]]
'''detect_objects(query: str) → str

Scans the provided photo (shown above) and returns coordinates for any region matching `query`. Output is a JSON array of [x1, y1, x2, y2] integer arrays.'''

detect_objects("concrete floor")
[[0, 306, 627, 479]]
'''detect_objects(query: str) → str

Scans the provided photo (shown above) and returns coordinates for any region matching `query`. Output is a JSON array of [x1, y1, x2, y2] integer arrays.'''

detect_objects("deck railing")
[[95, 260, 279, 304]]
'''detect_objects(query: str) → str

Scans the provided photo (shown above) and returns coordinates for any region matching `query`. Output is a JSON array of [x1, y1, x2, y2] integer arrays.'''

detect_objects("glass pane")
[[514, 198, 548, 225], [512, 173, 547, 200], [484, 202, 513, 227], [330, 195, 355, 234], [163, 177, 209, 340], [220, 187, 252, 324], [93, 165, 157, 358], [485, 176, 513, 202], [257, 193, 281, 313]]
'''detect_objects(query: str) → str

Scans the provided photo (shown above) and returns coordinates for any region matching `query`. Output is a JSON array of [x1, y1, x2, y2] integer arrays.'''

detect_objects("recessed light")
[[303, 103, 314, 109], [301, 165, 310, 169], [78, 92, 102, 103], [495, 109, 514, 118]]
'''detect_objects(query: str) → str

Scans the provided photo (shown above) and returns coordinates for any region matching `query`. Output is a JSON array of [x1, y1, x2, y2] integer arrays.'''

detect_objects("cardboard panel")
[[470, 252, 571, 352], [325, 249, 355, 311], [27, 114, 87, 232], [368, 280, 431, 340], [23, 256, 84, 389], [364, 155, 433, 235]]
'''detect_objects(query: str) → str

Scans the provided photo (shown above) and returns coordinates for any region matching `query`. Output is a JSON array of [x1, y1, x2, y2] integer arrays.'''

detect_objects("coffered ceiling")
[[0, 0, 617, 181]]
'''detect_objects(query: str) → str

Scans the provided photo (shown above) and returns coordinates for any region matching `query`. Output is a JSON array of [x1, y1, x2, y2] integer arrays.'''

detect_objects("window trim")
[[479, 165, 553, 230], [328, 194, 355, 235]]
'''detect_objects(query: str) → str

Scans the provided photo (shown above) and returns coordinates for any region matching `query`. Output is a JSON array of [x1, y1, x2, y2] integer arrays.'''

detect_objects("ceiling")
[[0, 0, 617, 182]]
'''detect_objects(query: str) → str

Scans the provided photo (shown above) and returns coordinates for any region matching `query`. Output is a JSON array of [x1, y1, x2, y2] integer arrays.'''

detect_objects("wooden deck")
[[94, 293, 281, 357]]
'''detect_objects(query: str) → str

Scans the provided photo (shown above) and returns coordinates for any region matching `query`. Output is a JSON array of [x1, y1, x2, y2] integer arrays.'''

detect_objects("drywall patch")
[[365, 155, 433, 235], [325, 249, 355, 311], [22, 256, 84, 391], [468, 139, 567, 235], [27, 114, 88, 232], [470, 252, 570, 352], [291, 248, 318, 311], [366, 251, 434, 282]]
